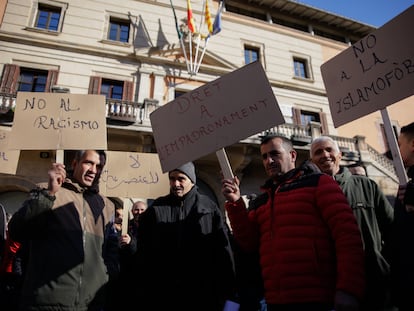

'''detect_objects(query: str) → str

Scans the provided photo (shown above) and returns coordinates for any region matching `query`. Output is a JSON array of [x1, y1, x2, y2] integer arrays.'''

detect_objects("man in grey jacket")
[[310, 136, 394, 311], [8, 150, 117, 311]]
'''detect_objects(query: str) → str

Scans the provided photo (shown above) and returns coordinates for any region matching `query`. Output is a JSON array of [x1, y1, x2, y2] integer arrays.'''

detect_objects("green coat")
[[8, 180, 116, 311], [335, 167, 394, 309]]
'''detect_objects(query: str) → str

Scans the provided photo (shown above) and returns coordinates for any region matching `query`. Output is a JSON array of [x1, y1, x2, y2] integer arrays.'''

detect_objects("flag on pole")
[[212, 0, 223, 35], [205, 0, 213, 34], [187, 0, 196, 33], [170, 0, 183, 39]]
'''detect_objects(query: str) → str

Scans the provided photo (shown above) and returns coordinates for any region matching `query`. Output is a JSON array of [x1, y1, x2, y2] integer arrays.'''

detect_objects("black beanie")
[[170, 162, 196, 184]]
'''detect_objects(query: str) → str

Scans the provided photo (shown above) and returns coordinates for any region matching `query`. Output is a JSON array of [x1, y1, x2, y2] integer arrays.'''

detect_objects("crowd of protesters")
[[0, 121, 413, 311]]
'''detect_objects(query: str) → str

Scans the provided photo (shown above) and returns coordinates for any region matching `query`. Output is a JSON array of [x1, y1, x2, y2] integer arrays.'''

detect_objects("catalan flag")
[[205, 0, 213, 34], [187, 0, 196, 33], [212, 0, 223, 35]]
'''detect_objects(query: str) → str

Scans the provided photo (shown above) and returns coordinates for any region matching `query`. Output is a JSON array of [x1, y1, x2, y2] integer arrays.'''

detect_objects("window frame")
[[27, 0, 68, 34], [242, 40, 265, 67], [108, 17, 130, 43], [102, 12, 134, 46], [291, 53, 313, 81], [292, 107, 328, 135]]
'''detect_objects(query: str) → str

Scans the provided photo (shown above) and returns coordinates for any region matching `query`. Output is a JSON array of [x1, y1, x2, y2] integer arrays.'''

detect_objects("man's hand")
[[221, 176, 241, 203], [48, 163, 66, 196]]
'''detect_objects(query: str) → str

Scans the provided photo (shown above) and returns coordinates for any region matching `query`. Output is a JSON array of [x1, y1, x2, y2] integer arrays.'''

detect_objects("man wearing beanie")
[[133, 162, 236, 311]]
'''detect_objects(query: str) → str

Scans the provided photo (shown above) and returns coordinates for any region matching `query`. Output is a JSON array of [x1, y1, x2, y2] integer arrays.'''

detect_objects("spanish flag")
[[187, 0, 196, 33]]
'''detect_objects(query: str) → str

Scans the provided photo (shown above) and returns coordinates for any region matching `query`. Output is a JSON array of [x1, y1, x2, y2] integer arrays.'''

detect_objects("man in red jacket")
[[222, 135, 365, 311]]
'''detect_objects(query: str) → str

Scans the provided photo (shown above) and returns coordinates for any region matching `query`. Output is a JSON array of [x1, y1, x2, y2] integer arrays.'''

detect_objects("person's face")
[[260, 137, 296, 180], [72, 150, 102, 187], [115, 208, 123, 231], [132, 202, 147, 219], [398, 132, 414, 168], [310, 140, 341, 176], [169, 171, 194, 197]]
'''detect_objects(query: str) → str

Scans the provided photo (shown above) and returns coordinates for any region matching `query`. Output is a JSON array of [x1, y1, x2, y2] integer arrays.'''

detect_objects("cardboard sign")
[[321, 5, 414, 127], [100, 151, 169, 199], [0, 126, 20, 174], [150, 61, 284, 172], [9, 93, 107, 150]]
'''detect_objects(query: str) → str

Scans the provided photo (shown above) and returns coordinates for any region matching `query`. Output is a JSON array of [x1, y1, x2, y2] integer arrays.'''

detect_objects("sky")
[[296, 0, 414, 27]]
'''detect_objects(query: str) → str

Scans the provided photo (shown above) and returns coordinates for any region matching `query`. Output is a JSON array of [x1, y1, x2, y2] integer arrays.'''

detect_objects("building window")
[[292, 107, 328, 134], [300, 110, 320, 125], [0, 64, 59, 94], [108, 18, 130, 43], [293, 58, 309, 79], [35, 4, 61, 31], [88, 76, 133, 101], [244, 46, 260, 64], [18, 68, 48, 92], [101, 79, 124, 99], [174, 90, 186, 98]]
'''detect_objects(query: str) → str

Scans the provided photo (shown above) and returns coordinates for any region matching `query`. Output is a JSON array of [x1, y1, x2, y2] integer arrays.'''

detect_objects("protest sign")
[[9, 92, 107, 150], [150, 61, 284, 173], [100, 151, 169, 198], [0, 126, 20, 174], [321, 5, 414, 128]]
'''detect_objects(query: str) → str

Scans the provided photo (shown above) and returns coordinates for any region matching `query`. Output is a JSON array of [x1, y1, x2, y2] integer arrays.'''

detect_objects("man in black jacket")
[[135, 162, 236, 311], [391, 122, 414, 311]]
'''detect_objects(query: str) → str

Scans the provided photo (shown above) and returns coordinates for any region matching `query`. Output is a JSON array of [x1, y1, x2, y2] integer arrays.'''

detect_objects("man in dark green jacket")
[[134, 162, 236, 311], [311, 136, 394, 311], [8, 150, 118, 311]]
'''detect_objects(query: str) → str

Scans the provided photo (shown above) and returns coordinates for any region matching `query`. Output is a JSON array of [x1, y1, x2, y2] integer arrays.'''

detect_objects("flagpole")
[[195, 37, 209, 74], [169, 0, 191, 73], [180, 37, 191, 73]]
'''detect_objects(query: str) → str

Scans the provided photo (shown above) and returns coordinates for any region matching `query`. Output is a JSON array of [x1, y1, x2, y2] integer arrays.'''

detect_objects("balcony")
[[0, 92, 157, 126]]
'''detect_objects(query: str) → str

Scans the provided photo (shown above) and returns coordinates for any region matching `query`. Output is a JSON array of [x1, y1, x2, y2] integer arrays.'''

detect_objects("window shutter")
[[0, 64, 20, 93], [319, 112, 328, 134], [88, 76, 102, 94], [46, 70, 59, 92], [123, 81, 134, 101], [292, 107, 302, 125]]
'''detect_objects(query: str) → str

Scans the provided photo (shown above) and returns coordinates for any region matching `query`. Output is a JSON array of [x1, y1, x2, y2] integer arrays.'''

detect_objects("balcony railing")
[[0, 92, 156, 125]]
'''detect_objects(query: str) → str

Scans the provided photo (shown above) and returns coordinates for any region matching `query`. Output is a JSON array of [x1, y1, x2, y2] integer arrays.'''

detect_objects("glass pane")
[[36, 11, 48, 29], [109, 23, 118, 40], [120, 25, 129, 42], [112, 85, 123, 99], [49, 12, 60, 31]]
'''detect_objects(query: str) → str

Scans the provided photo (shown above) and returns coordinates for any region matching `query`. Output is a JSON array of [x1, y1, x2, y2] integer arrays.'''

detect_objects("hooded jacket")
[[8, 179, 116, 311], [135, 185, 236, 311], [225, 162, 365, 306]]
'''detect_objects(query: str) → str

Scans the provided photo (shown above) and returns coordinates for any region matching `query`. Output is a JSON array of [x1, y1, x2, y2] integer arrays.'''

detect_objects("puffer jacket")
[[8, 179, 116, 311], [225, 164, 365, 305]]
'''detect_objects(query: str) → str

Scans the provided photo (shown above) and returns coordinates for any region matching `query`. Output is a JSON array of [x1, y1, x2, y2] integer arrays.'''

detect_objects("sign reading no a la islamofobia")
[[0, 126, 20, 175], [9, 92, 107, 150], [150, 61, 284, 173], [99, 151, 169, 199], [321, 5, 414, 128]]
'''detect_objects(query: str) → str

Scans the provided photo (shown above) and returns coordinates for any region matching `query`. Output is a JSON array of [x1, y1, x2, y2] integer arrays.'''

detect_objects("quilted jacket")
[[225, 164, 365, 305]]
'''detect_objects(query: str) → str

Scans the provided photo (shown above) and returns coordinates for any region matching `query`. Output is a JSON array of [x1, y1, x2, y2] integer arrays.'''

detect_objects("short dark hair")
[[74, 150, 106, 165], [260, 134, 293, 151], [401, 122, 414, 139]]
